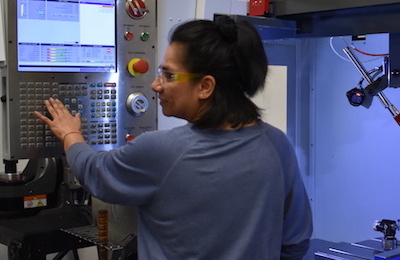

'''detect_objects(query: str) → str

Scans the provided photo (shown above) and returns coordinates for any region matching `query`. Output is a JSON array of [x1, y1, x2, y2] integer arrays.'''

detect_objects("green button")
[[141, 32, 150, 41]]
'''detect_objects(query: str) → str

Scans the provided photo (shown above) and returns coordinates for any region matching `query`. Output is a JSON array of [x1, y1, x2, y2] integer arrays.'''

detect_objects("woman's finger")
[[44, 99, 59, 118], [33, 111, 51, 125], [51, 98, 73, 117]]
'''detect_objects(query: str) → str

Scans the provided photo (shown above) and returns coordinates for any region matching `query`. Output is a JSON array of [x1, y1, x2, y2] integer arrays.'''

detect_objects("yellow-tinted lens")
[[173, 72, 205, 82], [157, 65, 205, 83]]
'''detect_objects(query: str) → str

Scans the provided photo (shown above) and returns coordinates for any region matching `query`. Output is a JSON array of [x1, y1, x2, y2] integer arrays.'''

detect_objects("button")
[[125, 31, 134, 40], [141, 32, 150, 41], [126, 134, 135, 141], [127, 58, 149, 76]]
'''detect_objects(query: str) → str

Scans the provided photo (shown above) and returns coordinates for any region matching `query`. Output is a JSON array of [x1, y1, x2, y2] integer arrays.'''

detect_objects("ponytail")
[[234, 20, 268, 97], [214, 15, 268, 97]]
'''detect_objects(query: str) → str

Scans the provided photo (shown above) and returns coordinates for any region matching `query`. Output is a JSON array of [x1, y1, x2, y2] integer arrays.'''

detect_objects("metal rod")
[[343, 47, 399, 116], [343, 47, 373, 84]]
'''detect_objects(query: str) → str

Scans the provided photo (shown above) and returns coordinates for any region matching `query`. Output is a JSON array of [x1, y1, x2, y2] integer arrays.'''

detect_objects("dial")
[[126, 92, 149, 116], [125, 0, 149, 19]]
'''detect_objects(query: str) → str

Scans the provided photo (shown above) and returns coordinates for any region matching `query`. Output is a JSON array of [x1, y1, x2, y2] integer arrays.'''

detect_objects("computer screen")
[[17, 0, 116, 72]]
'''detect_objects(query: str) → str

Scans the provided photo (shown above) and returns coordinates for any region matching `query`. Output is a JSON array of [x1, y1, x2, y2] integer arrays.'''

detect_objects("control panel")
[[1, 0, 157, 160]]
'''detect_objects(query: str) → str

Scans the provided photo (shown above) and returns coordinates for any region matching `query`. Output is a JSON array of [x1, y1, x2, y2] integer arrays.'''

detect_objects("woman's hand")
[[34, 98, 85, 149]]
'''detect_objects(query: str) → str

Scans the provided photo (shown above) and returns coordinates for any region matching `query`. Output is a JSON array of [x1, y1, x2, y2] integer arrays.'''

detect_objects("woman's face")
[[151, 42, 206, 122]]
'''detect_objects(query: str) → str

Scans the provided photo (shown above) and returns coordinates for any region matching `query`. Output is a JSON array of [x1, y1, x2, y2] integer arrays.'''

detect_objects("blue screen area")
[[17, 0, 116, 72]]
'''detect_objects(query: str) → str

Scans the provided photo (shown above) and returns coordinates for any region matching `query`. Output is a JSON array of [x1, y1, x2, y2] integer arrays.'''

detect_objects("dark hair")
[[169, 15, 268, 129]]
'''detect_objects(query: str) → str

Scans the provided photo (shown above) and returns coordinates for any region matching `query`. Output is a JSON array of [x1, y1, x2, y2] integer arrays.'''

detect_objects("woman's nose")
[[150, 77, 162, 92]]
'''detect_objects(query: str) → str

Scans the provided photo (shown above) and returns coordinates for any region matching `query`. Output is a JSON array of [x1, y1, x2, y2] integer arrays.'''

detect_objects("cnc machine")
[[0, 0, 157, 259]]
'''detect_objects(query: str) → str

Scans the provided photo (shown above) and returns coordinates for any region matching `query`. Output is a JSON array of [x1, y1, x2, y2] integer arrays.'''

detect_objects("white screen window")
[[17, 0, 116, 72]]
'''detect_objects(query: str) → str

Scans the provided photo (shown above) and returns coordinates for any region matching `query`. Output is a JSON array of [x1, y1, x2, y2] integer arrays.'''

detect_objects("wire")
[[356, 66, 383, 88], [353, 47, 389, 57], [329, 37, 350, 61], [329, 36, 386, 63]]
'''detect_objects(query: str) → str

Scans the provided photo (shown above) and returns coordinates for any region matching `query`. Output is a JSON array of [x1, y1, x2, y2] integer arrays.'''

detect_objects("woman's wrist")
[[62, 131, 82, 143]]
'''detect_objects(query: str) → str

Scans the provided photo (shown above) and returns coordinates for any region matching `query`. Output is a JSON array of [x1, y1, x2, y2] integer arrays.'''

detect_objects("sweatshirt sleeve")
[[65, 131, 168, 206], [267, 126, 313, 259], [280, 162, 313, 259]]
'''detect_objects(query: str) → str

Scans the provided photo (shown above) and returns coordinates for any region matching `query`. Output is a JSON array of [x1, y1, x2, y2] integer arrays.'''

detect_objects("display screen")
[[17, 0, 116, 72]]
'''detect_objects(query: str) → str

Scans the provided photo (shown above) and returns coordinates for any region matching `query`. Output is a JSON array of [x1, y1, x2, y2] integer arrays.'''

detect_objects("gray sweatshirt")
[[67, 121, 313, 259]]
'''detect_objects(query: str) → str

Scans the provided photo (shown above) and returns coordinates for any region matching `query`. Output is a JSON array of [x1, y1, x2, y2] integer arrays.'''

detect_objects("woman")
[[35, 15, 312, 260]]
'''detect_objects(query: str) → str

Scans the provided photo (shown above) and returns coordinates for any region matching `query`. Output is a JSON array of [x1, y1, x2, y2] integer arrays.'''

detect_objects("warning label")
[[23, 194, 47, 209]]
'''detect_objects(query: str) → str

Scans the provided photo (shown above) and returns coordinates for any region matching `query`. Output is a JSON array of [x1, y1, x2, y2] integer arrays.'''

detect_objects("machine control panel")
[[1, 0, 158, 160]]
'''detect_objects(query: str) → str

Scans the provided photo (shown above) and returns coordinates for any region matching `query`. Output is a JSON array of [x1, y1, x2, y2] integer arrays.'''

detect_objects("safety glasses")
[[157, 65, 205, 84]]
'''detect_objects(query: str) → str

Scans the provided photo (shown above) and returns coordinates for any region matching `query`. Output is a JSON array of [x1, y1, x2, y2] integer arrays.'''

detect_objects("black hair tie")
[[215, 15, 237, 43]]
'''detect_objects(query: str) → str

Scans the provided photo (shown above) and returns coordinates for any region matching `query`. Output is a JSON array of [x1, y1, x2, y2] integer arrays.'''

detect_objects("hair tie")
[[215, 15, 237, 43]]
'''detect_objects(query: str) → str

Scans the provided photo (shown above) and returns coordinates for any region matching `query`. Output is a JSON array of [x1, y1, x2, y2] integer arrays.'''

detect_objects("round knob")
[[126, 92, 149, 116], [127, 58, 149, 76], [125, 0, 148, 19]]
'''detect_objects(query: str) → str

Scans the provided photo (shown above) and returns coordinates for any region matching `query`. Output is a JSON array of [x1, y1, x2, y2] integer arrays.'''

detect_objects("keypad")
[[19, 81, 118, 149]]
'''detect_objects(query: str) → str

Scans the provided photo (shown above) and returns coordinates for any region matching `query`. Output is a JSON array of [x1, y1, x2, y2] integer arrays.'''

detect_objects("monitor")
[[17, 0, 116, 73]]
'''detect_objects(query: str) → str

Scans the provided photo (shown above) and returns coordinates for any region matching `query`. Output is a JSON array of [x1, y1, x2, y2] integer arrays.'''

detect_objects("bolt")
[[391, 69, 400, 76]]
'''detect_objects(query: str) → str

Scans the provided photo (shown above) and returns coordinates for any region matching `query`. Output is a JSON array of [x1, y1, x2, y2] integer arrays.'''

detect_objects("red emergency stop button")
[[127, 58, 149, 76]]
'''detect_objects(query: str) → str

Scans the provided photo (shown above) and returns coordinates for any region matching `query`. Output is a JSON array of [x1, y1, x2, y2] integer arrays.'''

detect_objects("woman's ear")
[[198, 75, 216, 100]]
